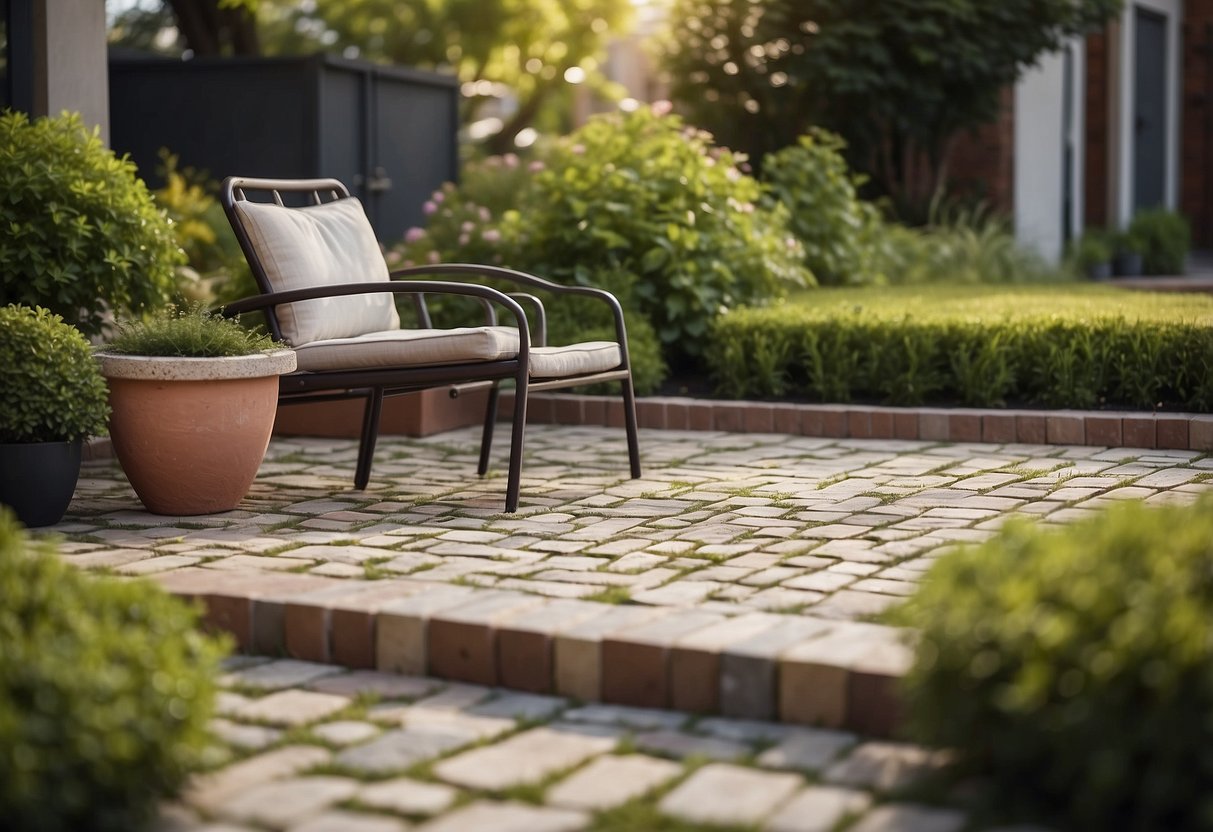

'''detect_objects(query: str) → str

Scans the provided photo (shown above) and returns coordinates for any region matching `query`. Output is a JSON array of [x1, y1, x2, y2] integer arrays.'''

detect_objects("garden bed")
[[706, 285, 1213, 412]]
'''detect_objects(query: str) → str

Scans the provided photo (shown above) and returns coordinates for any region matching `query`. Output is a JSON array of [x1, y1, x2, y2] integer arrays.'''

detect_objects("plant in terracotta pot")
[[95, 305, 295, 516], [0, 305, 110, 527]]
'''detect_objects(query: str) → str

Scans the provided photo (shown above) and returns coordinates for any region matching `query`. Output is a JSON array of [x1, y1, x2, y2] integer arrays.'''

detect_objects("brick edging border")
[[153, 569, 908, 737], [506, 393, 1213, 451]]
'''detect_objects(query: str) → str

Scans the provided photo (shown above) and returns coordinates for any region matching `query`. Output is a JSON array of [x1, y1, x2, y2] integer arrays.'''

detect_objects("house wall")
[[1085, 29, 1112, 229], [947, 89, 1015, 214]]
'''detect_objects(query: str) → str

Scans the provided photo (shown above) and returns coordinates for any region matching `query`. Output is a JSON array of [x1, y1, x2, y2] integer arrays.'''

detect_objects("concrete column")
[[31, 0, 109, 143]]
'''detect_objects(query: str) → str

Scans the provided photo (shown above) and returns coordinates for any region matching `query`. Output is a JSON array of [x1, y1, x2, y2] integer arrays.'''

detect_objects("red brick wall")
[[948, 88, 1015, 214]]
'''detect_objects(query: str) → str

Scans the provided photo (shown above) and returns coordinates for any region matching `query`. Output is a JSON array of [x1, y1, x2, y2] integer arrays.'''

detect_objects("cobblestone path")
[[47, 425, 1212, 830]]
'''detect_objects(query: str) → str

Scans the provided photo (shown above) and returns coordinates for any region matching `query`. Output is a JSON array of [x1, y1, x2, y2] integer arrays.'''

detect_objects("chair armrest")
[[388, 264, 629, 353], [217, 280, 531, 354], [507, 293, 547, 347]]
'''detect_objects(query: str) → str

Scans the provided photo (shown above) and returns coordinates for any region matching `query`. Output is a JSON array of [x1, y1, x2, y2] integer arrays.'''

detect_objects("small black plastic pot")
[[0, 440, 83, 527], [1113, 251, 1143, 277]]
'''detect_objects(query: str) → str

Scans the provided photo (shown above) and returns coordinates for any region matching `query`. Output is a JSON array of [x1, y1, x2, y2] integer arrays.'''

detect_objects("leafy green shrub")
[[762, 129, 887, 286], [106, 303, 280, 357], [706, 285, 1213, 410], [893, 497, 1213, 830], [0, 111, 183, 335], [394, 108, 811, 373], [0, 509, 228, 831], [1128, 209, 1191, 276], [1068, 231, 1113, 271], [526, 109, 809, 358], [0, 305, 110, 443]]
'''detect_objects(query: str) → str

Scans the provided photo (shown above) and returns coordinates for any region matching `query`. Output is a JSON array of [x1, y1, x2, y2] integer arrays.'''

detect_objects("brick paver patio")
[[48, 423, 1213, 830]]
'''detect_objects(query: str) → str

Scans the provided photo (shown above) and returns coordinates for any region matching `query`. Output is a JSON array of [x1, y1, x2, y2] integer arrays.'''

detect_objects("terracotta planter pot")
[[96, 350, 296, 515]]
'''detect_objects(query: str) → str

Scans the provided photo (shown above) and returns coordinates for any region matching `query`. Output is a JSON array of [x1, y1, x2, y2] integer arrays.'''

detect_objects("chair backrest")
[[223, 177, 400, 345]]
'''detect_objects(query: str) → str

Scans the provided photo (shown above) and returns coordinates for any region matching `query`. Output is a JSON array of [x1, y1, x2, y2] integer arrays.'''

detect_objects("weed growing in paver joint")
[[815, 474, 850, 490], [584, 586, 633, 604]]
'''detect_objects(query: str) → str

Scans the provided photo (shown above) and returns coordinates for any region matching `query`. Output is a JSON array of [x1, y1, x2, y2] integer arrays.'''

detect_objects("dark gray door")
[[1134, 6, 1168, 211]]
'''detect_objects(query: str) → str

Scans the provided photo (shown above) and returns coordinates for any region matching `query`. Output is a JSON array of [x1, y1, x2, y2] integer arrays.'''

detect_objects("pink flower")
[[483, 229, 501, 243], [423, 200, 438, 215], [461, 221, 475, 233], [651, 100, 674, 116], [479, 207, 491, 222], [402, 259, 414, 268], [405, 227, 427, 243], [385, 250, 403, 265], [503, 153, 520, 168], [426, 251, 440, 264], [458, 233, 470, 246], [571, 143, 586, 156], [432, 190, 446, 203], [529, 160, 546, 173]]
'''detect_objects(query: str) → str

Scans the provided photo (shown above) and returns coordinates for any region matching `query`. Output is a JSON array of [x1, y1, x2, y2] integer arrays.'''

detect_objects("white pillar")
[[32, 0, 110, 143]]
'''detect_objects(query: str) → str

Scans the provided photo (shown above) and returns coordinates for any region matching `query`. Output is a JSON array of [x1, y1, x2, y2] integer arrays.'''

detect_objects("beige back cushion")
[[232, 197, 400, 345]]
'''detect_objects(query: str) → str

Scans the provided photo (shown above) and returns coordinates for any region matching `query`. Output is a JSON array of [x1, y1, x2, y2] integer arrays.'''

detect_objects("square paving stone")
[[215, 776, 361, 828], [287, 809, 411, 832], [209, 718, 284, 751], [335, 727, 481, 775], [233, 689, 351, 727], [186, 746, 334, 812], [307, 670, 440, 700], [823, 742, 953, 792], [223, 659, 344, 692], [847, 804, 967, 832], [632, 729, 750, 762], [310, 720, 381, 747], [765, 785, 872, 832], [413, 801, 587, 832], [756, 727, 857, 772], [358, 777, 459, 816], [432, 723, 620, 791], [657, 762, 803, 826], [545, 754, 682, 811]]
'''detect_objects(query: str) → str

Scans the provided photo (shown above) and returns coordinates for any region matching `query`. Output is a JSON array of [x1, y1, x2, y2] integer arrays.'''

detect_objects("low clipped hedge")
[[0, 510, 228, 831], [707, 285, 1213, 410], [893, 497, 1213, 830]]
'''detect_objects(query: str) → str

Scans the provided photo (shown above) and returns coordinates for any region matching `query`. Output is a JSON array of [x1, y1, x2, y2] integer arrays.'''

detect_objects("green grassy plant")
[[706, 285, 1213, 410], [892, 497, 1213, 830], [105, 303, 280, 357]]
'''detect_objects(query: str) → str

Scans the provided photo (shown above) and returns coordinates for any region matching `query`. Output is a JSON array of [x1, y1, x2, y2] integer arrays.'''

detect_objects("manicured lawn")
[[707, 284, 1213, 410]]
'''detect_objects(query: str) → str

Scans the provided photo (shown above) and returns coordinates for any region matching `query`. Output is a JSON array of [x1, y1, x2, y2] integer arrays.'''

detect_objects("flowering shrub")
[[394, 105, 810, 376]]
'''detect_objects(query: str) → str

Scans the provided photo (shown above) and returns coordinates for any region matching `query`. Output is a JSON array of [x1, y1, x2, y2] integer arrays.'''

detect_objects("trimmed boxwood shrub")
[[892, 497, 1213, 830], [0, 305, 110, 443], [0, 510, 228, 831], [0, 111, 183, 335], [706, 285, 1213, 410]]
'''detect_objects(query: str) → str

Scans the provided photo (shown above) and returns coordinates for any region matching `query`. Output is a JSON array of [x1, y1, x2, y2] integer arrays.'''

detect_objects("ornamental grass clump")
[[105, 303, 280, 357], [0, 305, 109, 443], [0, 111, 183, 335], [0, 509, 228, 831], [892, 497, 1213, 831]]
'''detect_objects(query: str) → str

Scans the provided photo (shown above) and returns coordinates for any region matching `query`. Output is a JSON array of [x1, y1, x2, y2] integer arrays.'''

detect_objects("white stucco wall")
[[1014, 46, 1083, 263]]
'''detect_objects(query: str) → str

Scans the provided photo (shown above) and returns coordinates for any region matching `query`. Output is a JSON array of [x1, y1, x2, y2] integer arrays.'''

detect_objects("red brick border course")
[[504, 394, 1213, 451], [153, 569, 909, 737]]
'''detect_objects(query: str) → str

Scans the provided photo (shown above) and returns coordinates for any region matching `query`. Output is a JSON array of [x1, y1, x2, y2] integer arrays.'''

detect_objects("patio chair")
[[219, 176, 641, 512]]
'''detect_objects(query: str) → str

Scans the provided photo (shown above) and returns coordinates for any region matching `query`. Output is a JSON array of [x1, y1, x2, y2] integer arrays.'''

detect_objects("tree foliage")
[[661, 0, 1121, 215]]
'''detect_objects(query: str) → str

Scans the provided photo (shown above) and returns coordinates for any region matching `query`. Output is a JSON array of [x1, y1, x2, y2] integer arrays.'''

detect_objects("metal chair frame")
[[220, 176, 641, 512]]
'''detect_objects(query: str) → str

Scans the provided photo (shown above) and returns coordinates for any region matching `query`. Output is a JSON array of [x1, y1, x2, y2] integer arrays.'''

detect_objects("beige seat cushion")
[[293, 326, 520, 372], [232, 197, 400, 344], [530, 342, 621, 378]]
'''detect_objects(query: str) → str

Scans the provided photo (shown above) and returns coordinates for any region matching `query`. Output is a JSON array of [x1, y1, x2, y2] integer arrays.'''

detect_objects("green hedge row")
[[706, 286, 1213, 411]]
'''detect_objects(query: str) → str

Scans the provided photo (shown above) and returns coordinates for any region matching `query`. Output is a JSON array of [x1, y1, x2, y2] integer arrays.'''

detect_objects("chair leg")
[[354, 388, 384, 490], [478, 382, 501, 476], [505, 374, 529, 513], [621, 373, 642, 479]]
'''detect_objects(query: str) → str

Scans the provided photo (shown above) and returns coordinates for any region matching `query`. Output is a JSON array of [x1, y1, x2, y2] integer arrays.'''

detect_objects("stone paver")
[[658, 763, 803, 826], [765, 785, 873, 832], [432, 723, 619, 790], [545, 754, 682, 811], [413, 801, 587, 832]]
